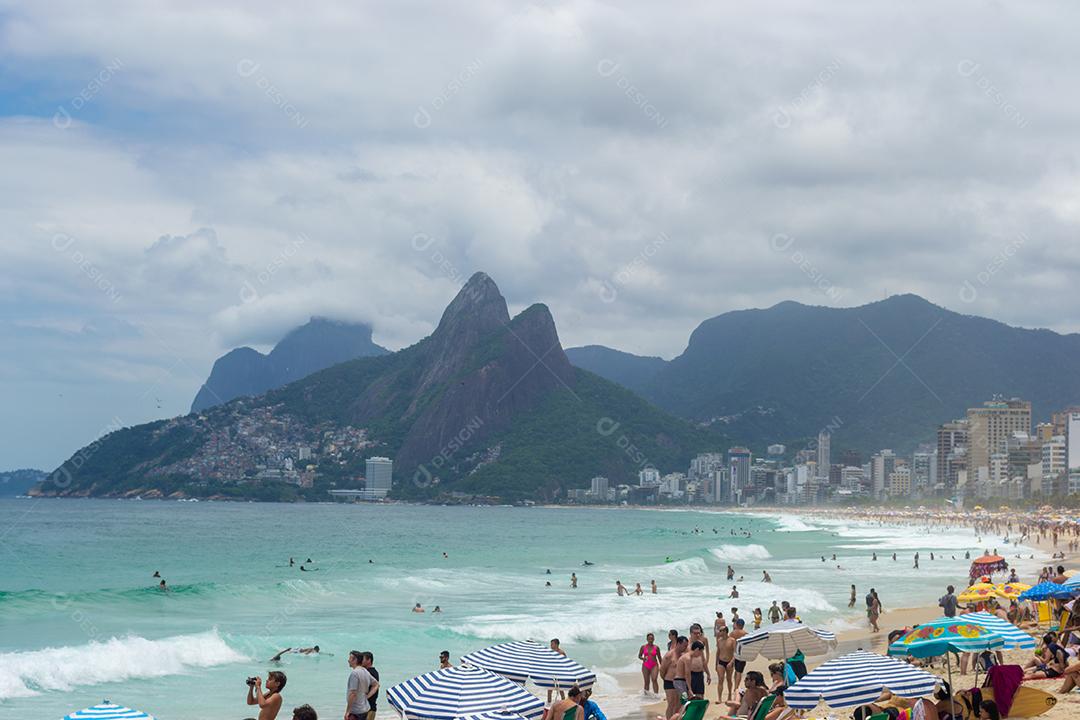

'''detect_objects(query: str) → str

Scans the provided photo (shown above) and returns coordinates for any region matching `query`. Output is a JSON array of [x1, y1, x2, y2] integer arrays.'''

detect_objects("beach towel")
[[783, 662, 798, 687], [985, 665, 1023, 717]]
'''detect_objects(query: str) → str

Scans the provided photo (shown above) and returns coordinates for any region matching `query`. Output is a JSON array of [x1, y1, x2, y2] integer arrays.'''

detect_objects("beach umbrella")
[[63, 701, 155, 720], [994, 582, 1031, 599], [888, 617, 1005, 720], [785, 650, 940, 709], [969, 555, 1008, 581], [388, 666, 545, 720], [460, 640, 596, 689], [1019, 582, 1075, 601], [734, 620, 837, 661], [1063, 574, 1080, 589], [959, 611, 1035, 650], [957, 583, 1000, 603], [460, 712, 531, 720]]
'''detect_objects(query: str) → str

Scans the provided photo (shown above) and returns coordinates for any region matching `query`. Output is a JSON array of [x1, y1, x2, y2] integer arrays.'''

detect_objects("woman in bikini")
[[639, 632, 661, 694]]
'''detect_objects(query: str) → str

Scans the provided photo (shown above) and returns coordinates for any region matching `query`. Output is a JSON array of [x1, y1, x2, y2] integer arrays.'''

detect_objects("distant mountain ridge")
[[191, 317, 389, 412], [44, 273, 719, 501], [566, 294, 1080, 455], [0, 468, 45, 497]]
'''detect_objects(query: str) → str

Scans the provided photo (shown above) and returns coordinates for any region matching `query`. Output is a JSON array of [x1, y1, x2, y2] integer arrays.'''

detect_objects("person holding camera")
[[246, 670, 286, 720], [346, 650, 379, 720]]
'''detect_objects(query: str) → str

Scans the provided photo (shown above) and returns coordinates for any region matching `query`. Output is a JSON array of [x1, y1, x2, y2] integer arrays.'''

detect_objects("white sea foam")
[[709, 544, 772, 562], [0, 630, 245, 700], [772, 516, 818, 532]]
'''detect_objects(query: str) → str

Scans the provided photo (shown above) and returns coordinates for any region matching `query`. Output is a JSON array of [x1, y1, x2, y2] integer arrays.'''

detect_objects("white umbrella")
[[735, 620, 837, 661], [63, 701, 155, 720], [461, 640, 596, 689]]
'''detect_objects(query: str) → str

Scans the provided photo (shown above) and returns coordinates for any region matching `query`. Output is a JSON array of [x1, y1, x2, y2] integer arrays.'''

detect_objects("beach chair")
[[1037, 602, 1051, 626], [1052, 608, 1071, 632], [718, 695, 773, 720], [680, 699, 710, 720]]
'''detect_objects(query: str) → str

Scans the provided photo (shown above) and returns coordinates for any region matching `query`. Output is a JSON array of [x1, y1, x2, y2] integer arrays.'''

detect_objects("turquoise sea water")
[[0, 500, 1043, 720]]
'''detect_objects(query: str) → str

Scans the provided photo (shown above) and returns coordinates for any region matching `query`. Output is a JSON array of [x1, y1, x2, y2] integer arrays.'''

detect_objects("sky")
[[2, 1, 1079, 470]]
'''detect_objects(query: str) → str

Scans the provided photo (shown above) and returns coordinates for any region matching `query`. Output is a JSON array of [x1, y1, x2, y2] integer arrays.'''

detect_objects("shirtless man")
[[688, 623, 710, 666], [677, 640, 712, 700], [715, 625, 735, 703], [634, 583, 644, 596], [616, 581, 629, 596], [713, 611, 727, 640], [660, 636, 688, 718], [548, 639, 567, 703], [730, 618, 749, 691]]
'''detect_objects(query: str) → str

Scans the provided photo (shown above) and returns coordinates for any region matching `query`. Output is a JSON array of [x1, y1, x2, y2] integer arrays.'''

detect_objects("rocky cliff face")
[[348, 272, 575, 475]]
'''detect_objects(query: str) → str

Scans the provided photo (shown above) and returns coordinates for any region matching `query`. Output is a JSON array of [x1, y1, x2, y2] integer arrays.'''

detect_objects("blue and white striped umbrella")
[[460, 712, 531, 720], [961, 611, 1036, 650], [735, 620, 837, 661], [388, 665, 545, 720], [63, 702, 154, 720], [786, 650, 940, 709], [1063, 575, 1080, 589], [461, 641, 596, 689]]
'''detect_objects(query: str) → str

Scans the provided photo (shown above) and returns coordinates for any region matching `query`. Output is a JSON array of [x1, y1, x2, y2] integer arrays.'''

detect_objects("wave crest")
[[709, 544, 772, 562], [0, 630, 245, 700]]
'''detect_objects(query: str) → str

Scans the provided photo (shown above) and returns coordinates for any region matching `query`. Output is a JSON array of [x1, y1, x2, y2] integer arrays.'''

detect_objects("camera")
[[247, 677, 258, 687]]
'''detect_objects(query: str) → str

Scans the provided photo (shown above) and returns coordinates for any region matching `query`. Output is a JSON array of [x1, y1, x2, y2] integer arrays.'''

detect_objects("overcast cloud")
[[2, 0, 1079, 469]]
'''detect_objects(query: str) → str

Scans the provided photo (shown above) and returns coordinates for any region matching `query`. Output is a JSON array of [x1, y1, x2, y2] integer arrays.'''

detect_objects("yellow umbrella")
[[995, 582, 1032, 599], [958, 583, 999, 602]]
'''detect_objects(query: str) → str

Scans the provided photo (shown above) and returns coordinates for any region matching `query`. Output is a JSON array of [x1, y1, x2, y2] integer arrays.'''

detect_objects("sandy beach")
[[623, 507, 1078, 720]]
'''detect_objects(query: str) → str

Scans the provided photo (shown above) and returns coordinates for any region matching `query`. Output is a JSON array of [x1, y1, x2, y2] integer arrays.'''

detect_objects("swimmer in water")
[[616, 580, 629, 596], [158, 579, 168, 591], [412, 603, 425, 613], [634, 582, 644, 596], [651, 579, 658, 594], [571, 573, 578, 588]]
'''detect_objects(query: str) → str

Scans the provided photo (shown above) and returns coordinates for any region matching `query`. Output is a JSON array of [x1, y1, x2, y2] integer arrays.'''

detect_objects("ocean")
[[0, 499, 1042, 720]]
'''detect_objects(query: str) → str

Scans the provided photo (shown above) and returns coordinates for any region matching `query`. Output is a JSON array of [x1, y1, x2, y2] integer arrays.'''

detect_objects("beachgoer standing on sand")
[[866, 588, 880, 632], [247, 671, 286, 720], [660, 636, 688, 718], [345, 651, 377, 720], [678, 640, 711, 700], [714, 625, 735, 703], [730, 619, 748, 690], [689, 623, 710, 666], [639, 632, 660, 694], [939, 585, 958, 618], [361, 652, 379, 720]]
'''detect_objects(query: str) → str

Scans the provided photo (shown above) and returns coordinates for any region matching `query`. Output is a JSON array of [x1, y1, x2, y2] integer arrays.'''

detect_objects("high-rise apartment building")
[[966, 398, 1031, 476], [937, 419, 969, 492], [816, 431, 831, 480], [365, 456, 393, 497]]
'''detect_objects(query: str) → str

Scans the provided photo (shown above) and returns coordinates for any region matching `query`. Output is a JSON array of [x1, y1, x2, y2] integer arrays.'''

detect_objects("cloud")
[[2, 0, 1080, 467]]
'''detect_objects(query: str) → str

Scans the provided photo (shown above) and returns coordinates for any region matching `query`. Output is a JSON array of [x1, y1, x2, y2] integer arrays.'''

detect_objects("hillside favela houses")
[[565, 397, 1080, 508]]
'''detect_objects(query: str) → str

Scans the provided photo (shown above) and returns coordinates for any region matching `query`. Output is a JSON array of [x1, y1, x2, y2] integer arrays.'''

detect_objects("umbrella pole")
[[948, 654, 958, 720]]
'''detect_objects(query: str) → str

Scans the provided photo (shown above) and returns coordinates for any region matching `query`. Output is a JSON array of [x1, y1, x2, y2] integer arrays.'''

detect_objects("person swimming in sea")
[[158, 579, 168, 592], [616, 580, 629, 596], [571, 573, 578, 588], [433, 606, 442, 613], [270, 645, 323, 661], [152, 570, 161, 578], [583, 560, 594, 566], [289, 558, 294, 567], [412, 603, 425, 613]]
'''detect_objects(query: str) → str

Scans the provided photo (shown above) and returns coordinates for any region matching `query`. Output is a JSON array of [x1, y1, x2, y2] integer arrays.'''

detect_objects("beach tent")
[[734, 620, 837, 661], [960, 611, 1036, 649], [388, 666, 545, 720], [1019, 582, 1074, 601], [785, 650, 939, 709], [63, 702, 155, 720], [460, 640, 596, 689]]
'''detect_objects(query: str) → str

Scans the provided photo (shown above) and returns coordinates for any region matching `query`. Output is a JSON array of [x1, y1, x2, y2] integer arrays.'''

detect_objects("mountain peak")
[[431, 271, 510, 340]]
